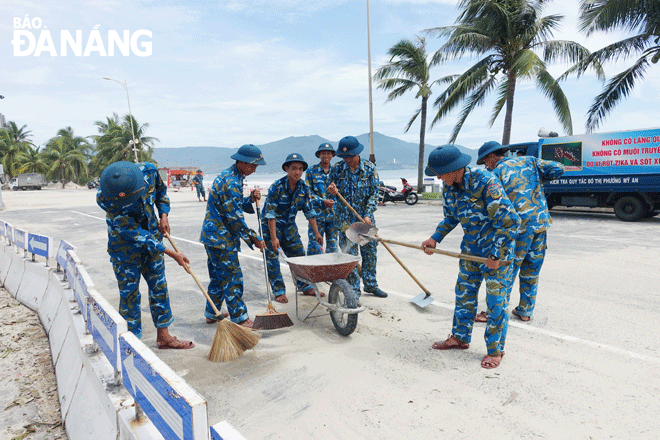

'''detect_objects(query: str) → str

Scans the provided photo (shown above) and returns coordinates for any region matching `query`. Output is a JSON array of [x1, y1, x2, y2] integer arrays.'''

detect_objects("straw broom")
[[163, 232, 260, 361], [252, 199, 294, 330]]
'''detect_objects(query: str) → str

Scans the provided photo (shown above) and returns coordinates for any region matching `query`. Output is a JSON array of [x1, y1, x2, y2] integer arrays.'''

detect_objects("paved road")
[[2, 189, 659, 439]]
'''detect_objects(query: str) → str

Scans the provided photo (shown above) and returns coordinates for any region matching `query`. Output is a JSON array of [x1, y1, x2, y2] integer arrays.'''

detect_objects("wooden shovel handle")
[[163, 232, 223, 317], [335, 191, 431, 295], [380, 238, 511, 266]]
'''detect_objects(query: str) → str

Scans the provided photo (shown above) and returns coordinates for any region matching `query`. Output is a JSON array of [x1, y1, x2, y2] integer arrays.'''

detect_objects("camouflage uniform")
[[328, 159, 380, 296], [262, 176, 317, 296], [97, 162, 172, 339], [305, 163, 337, 254], [191, 173, 205, 199], [432, 167, 520, 357], [492, 156, 564, 318], [199, 164, 259, 323]]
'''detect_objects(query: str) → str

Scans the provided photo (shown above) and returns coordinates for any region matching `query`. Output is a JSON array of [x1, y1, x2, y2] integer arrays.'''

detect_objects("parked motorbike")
[[378, 178, 418, 205], [87, 180, 99, 189]]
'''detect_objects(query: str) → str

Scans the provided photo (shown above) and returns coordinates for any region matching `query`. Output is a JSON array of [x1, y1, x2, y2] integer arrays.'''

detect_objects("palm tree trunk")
[[417, 96, 428, 193], [502, 71, 517, 146]]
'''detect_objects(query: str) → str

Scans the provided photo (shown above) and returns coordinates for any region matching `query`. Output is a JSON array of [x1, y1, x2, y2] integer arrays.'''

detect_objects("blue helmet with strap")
[[425, 145, 471, 176], [100, 161, 145, 207], [231, 144, 266, 165]]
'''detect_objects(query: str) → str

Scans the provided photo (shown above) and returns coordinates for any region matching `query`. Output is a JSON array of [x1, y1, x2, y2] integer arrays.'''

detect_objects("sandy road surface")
[[1, 187, 659, 439]]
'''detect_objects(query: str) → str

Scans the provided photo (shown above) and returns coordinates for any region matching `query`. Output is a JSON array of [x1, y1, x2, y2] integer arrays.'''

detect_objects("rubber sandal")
[[512, 309, 531, 322], [481, 354, 502, 369], [275, 295, 288, 304], [432, 335, 469, 350], [474, 311, 488, 322], [157, 337, 195, 350]]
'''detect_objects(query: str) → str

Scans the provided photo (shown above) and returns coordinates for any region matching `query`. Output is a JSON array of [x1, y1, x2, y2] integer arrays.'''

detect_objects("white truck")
[[8, 173, 46, 191]]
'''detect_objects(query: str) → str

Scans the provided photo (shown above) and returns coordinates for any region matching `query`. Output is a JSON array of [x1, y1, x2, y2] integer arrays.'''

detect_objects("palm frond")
[[535, 69, 573, 135]]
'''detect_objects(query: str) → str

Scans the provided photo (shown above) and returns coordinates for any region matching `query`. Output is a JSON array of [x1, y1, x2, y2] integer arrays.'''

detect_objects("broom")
[[163, 231, 260, 361], [252, 199, 294, 330]]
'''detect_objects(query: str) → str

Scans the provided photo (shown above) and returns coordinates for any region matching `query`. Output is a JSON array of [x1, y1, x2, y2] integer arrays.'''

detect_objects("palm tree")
[[89, 113, 158, 168], [0, 127, 31, 177], [15, 145, 50, 175], [573, 0, 660, 131], [374, 37, 454, 192], [44, 127, 91, 186], [426, 0, 593, 145], [3, 121, 34, 144]]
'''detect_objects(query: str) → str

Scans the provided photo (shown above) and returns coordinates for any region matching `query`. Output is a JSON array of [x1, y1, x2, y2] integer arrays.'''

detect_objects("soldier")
[[262, 153, 323, 303], [327, 136, 388, 299], [191, 169, 206, 202], [421, 145, 520, 369], [475, 141, 564, 322], [305, 142, 338, 255], [200, 145, 266, 328], [97, 161, 194, 349]]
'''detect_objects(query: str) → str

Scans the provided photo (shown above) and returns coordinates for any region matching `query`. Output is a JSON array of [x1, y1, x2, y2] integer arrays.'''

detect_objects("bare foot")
[[432, 334, 469, 350], [275, 295, 288, 304], [238, 318, 254, 328]]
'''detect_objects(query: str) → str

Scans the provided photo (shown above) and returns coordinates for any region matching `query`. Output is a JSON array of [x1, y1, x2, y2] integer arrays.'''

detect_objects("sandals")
[[512, 309, 531, 322], [205, 312, 230, 324], [157, 337, 195, 350], [474, 311, 488, 322], [275, 295, 288, 304], [302, 289, 325, 297], [432, 335, 469, 350], [481, 354, 502, 369]]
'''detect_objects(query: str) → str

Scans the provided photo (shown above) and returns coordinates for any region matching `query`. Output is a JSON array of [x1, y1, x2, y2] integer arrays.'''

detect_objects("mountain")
[[152, 132, 478, 174]]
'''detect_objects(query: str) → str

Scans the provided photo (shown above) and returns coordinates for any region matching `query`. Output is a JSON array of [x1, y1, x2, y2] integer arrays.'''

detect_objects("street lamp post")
[[103, 77, 139, 163], [366, 0, 375, 164]]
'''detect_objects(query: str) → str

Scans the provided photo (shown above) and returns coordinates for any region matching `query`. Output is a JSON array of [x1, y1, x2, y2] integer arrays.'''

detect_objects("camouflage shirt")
[[261, 176, 317, 231], [432, 166, 520, 260], [199, 164, 257, 250], [328, 158, 379, 222], [304, 163, 334, 222], [96, 162, 169, 263], [492, 156, 564, 233], [191, 173, 203, 188]]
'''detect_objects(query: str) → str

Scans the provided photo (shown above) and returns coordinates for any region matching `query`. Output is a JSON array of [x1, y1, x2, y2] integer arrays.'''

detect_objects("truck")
[[508, 127, 660, 221], [8, 173, 46, 191]]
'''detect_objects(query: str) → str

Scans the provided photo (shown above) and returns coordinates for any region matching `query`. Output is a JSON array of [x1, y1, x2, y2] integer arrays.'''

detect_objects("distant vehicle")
[[8, 173, 46, 191], [508, 127, 660, 221], [87, 179, 100, 189]]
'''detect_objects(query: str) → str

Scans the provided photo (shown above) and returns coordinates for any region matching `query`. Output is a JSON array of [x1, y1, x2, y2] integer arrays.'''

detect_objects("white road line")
[[391, 291, 660, 364], [73, 210, 658, 363]]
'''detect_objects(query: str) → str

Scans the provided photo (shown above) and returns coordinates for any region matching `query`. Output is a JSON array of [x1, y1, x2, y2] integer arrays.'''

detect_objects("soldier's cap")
[[282, 153, 308, 171], [197, 169, 203, 173], [477, 141, 509, 165], [100, 161, 145, 207], [336, 136, 364, 158], [231, 144, 266, 165], [425, 144, 471, 176], [315, 142, 335, 158]]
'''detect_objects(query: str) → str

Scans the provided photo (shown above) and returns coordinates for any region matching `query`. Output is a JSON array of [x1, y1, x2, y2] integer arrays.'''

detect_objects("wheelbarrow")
[[280, 253, 365, 336]]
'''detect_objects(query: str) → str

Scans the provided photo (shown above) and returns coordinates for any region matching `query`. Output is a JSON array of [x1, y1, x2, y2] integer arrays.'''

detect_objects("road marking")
[[392, 292, 660, 364]]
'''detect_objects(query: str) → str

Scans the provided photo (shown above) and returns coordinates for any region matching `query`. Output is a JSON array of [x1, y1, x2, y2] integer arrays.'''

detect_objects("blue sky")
[[1, 0, 658, 153]]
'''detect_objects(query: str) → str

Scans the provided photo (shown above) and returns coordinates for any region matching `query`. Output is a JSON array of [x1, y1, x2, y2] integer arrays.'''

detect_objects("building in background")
[[0, 113, 6, 128]]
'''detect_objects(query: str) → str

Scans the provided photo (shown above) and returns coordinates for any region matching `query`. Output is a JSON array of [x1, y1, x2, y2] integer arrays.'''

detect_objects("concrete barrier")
[[65, 249, 81, 287], [55, 238, 75, 274], [73, 264, 94, 320], [15, 259, 51, 312], [0, 239, 15, 289], [38, 270, 67, 334], [3, 250, 26, 298], [87, 288, 128, 375]]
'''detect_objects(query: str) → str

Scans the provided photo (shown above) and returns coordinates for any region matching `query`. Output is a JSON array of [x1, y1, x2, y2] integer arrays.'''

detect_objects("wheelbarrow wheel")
[[328, 279, 359, 336]]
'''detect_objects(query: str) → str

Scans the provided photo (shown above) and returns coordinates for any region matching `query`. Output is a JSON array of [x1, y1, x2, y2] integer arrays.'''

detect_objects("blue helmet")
[[315, 142, 335, 158], [425, 145, 471, 176], [100, 161, 145, 207], [231, 144, 266, 165], [336, 136, 364, 158], [476, 141, 509, 165], [282, 153, 308, 171]]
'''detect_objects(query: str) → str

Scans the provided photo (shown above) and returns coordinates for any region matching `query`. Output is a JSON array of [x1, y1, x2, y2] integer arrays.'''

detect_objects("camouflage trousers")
[[508, 230, 547, 318], [195, 185, 205, 198], [204, 245, 249, 324], [112, 251, 173, 339], [307, 215, 338, 255], [452, 259, 513, 357], [263, 223, 312, 297], [337, 226, 378, 297]]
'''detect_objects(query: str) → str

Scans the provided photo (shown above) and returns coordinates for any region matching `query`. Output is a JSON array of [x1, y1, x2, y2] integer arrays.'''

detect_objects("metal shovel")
[[346, 222, 512, 265]]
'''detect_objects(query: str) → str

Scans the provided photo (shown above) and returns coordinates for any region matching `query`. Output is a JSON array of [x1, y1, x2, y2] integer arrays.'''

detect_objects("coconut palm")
[[3, 121, 34, 144], [44, 127, 91, 186], [15, 145, 50, 175], [426, 0, 594, 145], [374, 37, 456, 192], [573, 0, 660, 131], [90, 113, 158, 168], [0, 127, 31, 177]]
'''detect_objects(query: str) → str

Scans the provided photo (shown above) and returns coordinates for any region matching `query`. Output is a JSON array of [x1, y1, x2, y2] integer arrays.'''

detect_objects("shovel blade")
[[411, 292, 433, 308], [346, 222, 378, 246]]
